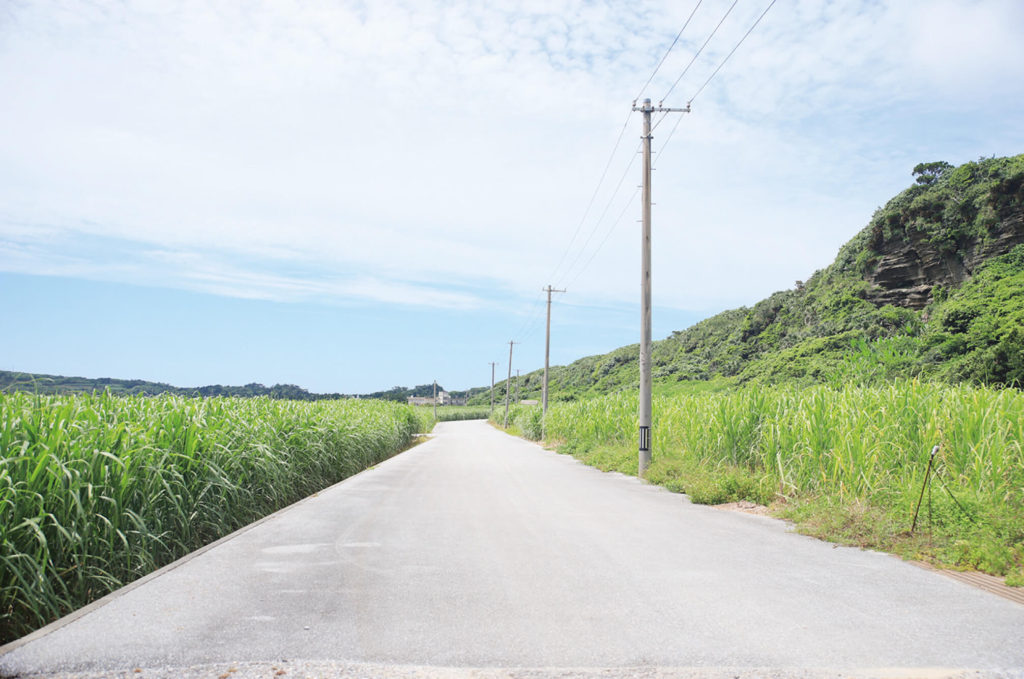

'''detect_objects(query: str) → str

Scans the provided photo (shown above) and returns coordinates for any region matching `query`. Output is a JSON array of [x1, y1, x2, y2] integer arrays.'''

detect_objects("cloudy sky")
[[2, 0, 1023, 393]]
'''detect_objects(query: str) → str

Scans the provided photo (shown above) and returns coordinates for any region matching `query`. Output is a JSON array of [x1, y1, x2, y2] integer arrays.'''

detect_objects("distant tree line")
[[0, 372, 349, 400], [357, 384, 474, 402], [0, 371, 490, 402]]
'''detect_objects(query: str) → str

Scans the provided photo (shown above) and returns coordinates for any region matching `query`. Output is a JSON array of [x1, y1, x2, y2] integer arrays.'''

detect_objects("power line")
[[524, 110, 633, 346], [653, 110, 688, 170], [545, 110, 632, 287], [517, 305, 547, 344], [656, 0, 778, 167], [544, 0, 707, 297], [687, 0, 778, 106], [565, 186, 639, 292], [566, 110, 692, 304], [633, 0, 704, 104], [659, 0, 739, 105], [649, 108, 673, 133], [556, 140, 643, 289], [512, 291, 546, 342], [508, 0, 759, 360]]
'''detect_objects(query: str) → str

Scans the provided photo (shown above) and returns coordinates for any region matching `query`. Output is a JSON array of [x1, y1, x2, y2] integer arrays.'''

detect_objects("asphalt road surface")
[[2, 420, 1023, 678]]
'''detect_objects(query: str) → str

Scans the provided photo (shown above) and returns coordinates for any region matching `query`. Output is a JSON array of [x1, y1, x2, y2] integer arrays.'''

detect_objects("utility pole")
[[542, 285, 566, 419], [632, 97, 688, 477], [515, 369, 520, 404], [489, 362, 497, 415], [433, 380, 437, 420], [503, 340, 518, 428]]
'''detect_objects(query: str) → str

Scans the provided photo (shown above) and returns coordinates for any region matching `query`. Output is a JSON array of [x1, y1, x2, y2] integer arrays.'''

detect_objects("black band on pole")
[[639, 426, 650, 452]]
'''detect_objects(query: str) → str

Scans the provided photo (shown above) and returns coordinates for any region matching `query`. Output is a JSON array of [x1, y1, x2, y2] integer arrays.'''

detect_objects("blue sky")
[[2, 0, 1023, 394]]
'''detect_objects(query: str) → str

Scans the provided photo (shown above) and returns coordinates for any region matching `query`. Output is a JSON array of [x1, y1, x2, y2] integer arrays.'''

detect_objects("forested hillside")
[[476, 154, 1024, 403]]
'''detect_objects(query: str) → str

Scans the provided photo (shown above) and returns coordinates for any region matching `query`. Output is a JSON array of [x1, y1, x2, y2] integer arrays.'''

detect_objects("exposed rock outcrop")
[[866, 214, 1024, 309]]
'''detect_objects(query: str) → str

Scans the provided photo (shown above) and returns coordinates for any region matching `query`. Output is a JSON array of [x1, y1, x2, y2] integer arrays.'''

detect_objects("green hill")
[[478, 154, 1024, 403]]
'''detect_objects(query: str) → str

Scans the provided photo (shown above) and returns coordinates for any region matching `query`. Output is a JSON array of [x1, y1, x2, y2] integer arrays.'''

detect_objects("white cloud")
[[2, 0, 1023, 319]]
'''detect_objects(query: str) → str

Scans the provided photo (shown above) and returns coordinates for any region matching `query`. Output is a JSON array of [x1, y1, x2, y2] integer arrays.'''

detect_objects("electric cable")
[[555, 139, 643, 289], [653, 110, 688, 170], [660, 0, 739, 105], [544, 0, 707, 289], [565, 186, 640, 293], [508, 0, 738, 359], [633, 0, 704, 104], [544, 110, 631, 287], [687, 0, 777, 106]]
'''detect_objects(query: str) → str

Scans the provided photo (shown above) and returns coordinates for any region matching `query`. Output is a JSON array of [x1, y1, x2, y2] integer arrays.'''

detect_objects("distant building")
[[437, 391, 468, 406], [408, 391, 468, 406]]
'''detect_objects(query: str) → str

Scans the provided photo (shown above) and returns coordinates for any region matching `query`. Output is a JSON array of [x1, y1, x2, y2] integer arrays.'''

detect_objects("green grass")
[[0, 392, 432, 644], [496, 381, 1024, 583]]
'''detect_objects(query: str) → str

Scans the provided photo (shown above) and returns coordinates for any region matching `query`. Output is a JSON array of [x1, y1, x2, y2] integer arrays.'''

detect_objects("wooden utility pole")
[[503, 341, 517, 428], [433, 380, 437, 419], [632, 97, 688, 477], [542, 285, 566, 419], [489, 362, 497, 415]]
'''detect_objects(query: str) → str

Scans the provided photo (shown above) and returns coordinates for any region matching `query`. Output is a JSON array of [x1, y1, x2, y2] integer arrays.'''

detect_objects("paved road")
[[2, 420, 1023, 678]]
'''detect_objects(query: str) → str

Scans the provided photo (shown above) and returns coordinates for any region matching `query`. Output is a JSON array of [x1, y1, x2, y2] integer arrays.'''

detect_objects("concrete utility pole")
[[503, 340, 518, 428], [433, 380, 437, 420], [489, 362, 497, 415], [633, 97, 688, 477], [542, 285, 566, 419]]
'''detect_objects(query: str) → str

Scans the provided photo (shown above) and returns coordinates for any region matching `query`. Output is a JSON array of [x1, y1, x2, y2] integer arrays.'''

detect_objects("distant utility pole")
[[515, 369, 521, 404], [503, 340, 518, 428], [542, 285, 566, 420], [433, 380, 437, 419], [633, 97, 688, 477], [489, 362, 497, 415]]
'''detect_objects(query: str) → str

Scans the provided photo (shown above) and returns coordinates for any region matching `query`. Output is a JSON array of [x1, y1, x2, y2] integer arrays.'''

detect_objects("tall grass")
[[0, 393, 429, 643], [508, 382, 1024, 579]]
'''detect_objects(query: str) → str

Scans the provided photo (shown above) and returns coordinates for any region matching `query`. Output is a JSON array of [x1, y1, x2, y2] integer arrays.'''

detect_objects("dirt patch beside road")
[[714, 500, 771, 516]]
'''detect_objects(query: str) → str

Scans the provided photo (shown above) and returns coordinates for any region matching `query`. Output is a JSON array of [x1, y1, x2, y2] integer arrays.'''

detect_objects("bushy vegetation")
[[924, 246, 1024, 385], [0, 393, 431, 643], [521, 383, 1024, 584], [871, 155, 1024, 253]]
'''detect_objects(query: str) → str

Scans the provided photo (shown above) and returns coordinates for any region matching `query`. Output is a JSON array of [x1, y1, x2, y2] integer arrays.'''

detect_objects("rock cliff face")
[[866, 214, 1024, 309]]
